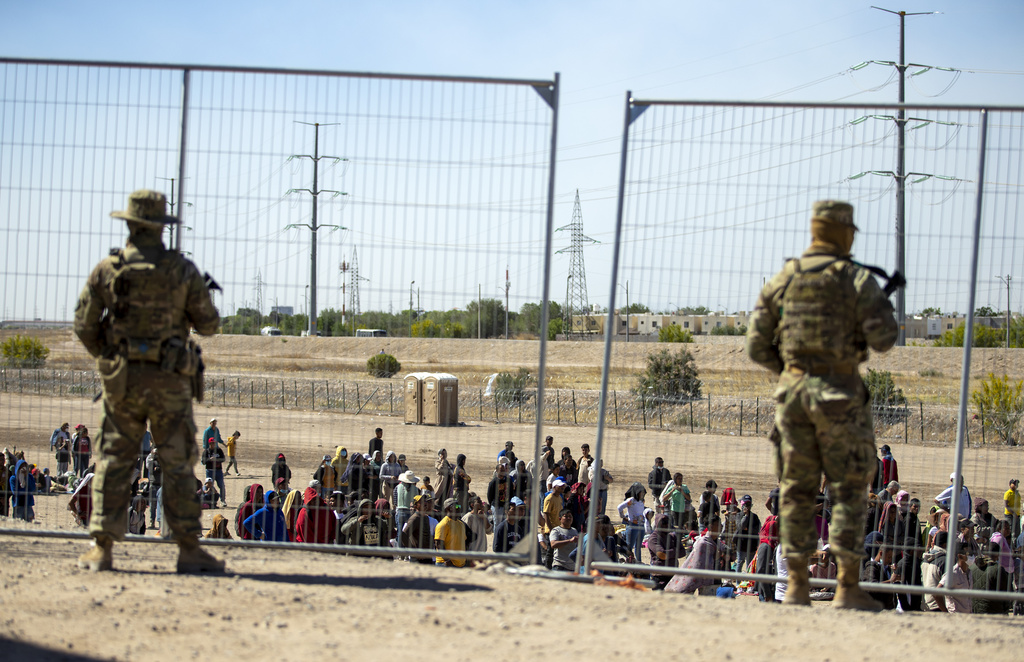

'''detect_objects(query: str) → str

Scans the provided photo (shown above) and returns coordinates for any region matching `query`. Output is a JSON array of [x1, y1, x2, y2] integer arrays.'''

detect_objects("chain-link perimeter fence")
[[3, 366, 1011, 446], [0, 57, 561, 565], [582, 97, 1024, 608]]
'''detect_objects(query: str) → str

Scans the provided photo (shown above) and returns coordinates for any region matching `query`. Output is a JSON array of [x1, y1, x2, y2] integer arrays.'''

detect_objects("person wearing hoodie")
[[243, 490, 289, 542], [330, 446, 349, 493], [379, 451, 403, 506], [313, 455, 337, 497], [339, 454, 362, 498], [235, 484, 264, 539], [340, 498, 388, 547], [9, 459, 37, 521], [452, 454, 472, 514], [295, 486, 333, 544], [271, 453, 291, 489], [282, 483, 305, 540], [204, 513, 233, 540], [971, 541, 1013, 614], [920, 531, 949, 612]]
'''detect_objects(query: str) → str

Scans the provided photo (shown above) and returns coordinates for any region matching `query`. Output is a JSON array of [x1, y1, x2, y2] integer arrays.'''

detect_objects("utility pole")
[[872, 7, 939, 346], [285, 122, 347, 337], [478, 284, 482, 339], [410, 281, 416, 337], [620, 280, 629, 342], [157, 176, 184, 247], [997, 275, 1012, 348], [505, 267, 510, 340]]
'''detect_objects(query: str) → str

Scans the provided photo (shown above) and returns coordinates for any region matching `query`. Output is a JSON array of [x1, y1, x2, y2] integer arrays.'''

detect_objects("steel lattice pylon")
[[556, 190, 598, 339]]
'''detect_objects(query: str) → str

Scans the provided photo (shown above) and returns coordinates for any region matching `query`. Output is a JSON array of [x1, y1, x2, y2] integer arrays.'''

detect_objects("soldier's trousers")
[[90, 363, 201, 542], [774, 372, 876, 559]]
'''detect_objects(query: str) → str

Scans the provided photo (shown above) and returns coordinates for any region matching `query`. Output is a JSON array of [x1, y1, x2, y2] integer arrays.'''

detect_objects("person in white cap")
[[202, 418, 223, 453], [935, 473, 972, 520]]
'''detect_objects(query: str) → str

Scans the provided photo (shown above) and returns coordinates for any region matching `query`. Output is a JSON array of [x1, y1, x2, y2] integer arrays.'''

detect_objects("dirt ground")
[[3, 334, 1024, 660]]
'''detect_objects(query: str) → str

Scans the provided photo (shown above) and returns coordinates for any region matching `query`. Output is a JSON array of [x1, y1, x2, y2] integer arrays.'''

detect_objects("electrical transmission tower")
[[341, 247, 369, 335], [285, 122, 348, 336], [556, 190, 598, 339], [254, 269, 264, 330]]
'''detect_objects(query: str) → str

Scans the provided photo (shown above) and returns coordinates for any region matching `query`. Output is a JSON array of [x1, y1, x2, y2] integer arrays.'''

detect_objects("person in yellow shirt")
[[224, 431, 240, 475], [1004, 478, 1021, 542], [434, 498, 469, 567]]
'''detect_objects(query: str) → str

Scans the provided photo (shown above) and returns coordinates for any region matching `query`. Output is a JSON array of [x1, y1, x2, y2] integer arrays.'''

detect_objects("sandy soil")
[[0, 534, 1020, 662], [3, 333, 1024, 660]]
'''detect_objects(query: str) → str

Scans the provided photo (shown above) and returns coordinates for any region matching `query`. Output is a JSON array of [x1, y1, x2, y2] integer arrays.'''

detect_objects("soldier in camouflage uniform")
[[746, 201, 897, 610], [73, 190, 224, 573]]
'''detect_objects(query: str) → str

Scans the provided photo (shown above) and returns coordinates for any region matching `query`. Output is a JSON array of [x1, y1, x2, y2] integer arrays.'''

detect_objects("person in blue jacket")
[[243, 489, 288, 541], [9, 459, 37, 521]]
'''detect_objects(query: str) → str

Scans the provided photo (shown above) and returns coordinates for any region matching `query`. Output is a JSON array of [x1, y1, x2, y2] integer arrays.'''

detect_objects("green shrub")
[[1, 335, 50, 368], [933, 322, 1003, 348], [709, 324, 747, 336], [864, 368, 908, 425], [493, 368, 534, 406], [658, 324, 694, 343], [366, 353, 401, 378], [971, 373, 1024, 446], [633, 347, 702, 402]]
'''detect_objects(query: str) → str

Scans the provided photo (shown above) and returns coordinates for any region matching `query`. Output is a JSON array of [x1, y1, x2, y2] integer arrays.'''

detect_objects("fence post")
[[250, 380, 254, 408], [556, 389, 561, 425], [518, 396, 522, 423], [755, 396, 759, 435], [356, 384, 361, 413], [658, 398, 663, 429], [281, 379, 285, 408], [237, 377, 241, 406], [980, 410, 985, 445], [494, 391, 499, 421], [690, 400, 694, 433], [311, 382, 315, 411], [572, 389, 577, 425], [390, 382, 394, 413], [294, 380, 298, 407], [641, 393, 647, 430], [265, 378, 269, 406], [740, 400, 743, 436], [707, 393, 711, 432], [479, 388, 483, 421], [342, 383, 346, 411], [20, 369, 23, 393], [613, 390, 618, 426], [919, 401, 924, 442], [222, 379, 226, 406], [903, 404, 908, 443]]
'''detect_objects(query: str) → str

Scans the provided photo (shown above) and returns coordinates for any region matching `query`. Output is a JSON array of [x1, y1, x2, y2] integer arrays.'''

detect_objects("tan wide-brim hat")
[[111, 189, 181, 229], [399, 470, 419, 484]]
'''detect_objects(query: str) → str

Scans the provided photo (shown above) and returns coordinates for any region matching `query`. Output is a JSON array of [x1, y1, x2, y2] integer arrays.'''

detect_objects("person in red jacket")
[[295, 486, 333, 544]]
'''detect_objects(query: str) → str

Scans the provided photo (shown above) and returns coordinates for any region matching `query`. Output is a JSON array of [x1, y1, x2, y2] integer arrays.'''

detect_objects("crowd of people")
[[3, 419, 1023, 612]]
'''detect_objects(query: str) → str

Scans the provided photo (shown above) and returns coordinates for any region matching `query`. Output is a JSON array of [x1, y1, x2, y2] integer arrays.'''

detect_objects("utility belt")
[[785, 363, 857, 377], [99, 336, 206, 403]]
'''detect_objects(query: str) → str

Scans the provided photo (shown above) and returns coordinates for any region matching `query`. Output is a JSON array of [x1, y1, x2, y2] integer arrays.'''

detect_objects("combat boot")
[[78, 536, 113, 572], [833, 555, 883, 611], [782, 554, 811, 606], [176, 538, 225, 574]]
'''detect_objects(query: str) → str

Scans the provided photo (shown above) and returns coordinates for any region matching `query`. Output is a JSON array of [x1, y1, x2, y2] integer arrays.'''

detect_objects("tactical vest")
[[107, 247, 191, 362], [778, 257, 859, 369]]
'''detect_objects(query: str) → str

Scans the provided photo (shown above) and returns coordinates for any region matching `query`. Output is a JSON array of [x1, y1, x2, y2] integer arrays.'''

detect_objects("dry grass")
[[6, 328, 1024, 406]]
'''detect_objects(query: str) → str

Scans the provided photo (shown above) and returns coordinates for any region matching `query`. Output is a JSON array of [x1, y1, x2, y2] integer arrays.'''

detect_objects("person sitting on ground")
[[860, 540, 899, 610], [434, 497, 471, 567], [971, 540, 1013, 615], [920, 530, 949, 612], [68, 471, 94, 527], [808, 545, 837, 600], [971, 499, 997, 545], [198, 478, 219, 510], [665, 516, 725, 595], [243, 489, 289, 542], [647, 503, 680, 588], [204, 513, 233, 540], [936, 542, 973, 613]]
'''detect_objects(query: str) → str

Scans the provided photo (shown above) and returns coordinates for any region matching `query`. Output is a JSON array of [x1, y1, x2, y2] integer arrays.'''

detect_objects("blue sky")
[[3, 1, 1024, 320]]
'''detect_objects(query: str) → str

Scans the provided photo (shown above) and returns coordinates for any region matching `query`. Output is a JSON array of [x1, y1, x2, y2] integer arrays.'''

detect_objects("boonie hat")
[[811, 200, 857, 230], [111, 189, 180, 230], [399, 470, 418, 484]]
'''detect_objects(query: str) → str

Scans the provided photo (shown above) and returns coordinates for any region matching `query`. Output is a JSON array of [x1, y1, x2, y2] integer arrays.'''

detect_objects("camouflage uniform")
[[746, 201, 897, 606], [74, 190, 219, 565]]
